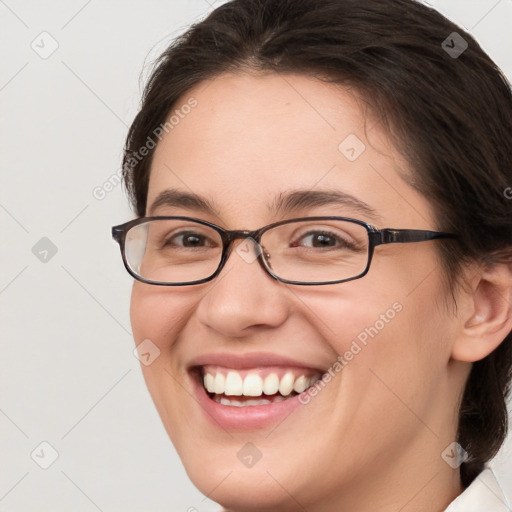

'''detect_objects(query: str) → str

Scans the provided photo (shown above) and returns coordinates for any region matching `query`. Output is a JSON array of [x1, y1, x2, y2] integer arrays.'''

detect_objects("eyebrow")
[[148, 189, 220, 217], [148, 188, 381, 222], [270, 189, 382, 222]]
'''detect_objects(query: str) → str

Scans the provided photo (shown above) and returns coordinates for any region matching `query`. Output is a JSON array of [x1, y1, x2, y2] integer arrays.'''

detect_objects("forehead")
[[147, 71, 433, 229], [150, 71, 369, 178]]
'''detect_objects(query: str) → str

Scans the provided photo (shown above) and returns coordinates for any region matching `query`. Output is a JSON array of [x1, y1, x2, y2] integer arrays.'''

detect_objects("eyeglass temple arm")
[[372, 229, 457, 246]]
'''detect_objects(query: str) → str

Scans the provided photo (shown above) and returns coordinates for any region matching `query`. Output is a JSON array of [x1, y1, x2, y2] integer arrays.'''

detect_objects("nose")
[[194, 238, 290, 338]]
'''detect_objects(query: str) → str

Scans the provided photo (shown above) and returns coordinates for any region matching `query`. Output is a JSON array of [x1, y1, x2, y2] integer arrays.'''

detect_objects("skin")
[[129, 72, 512, 511]]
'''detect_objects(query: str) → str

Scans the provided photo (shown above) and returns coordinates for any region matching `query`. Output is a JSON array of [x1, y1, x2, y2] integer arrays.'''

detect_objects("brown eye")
[[165, 231, 216, 248], [291, 230, 356, 250]]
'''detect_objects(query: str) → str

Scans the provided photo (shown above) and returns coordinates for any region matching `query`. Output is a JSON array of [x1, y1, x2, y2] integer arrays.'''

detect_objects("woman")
[[112, 0, 512, 510]]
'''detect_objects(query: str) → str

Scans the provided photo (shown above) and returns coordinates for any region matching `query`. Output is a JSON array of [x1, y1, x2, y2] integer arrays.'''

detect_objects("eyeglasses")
[[111, 216, 457, 286]]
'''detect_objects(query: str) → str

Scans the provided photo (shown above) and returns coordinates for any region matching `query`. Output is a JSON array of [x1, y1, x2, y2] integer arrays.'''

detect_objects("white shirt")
[[444, 467, 511, 511]]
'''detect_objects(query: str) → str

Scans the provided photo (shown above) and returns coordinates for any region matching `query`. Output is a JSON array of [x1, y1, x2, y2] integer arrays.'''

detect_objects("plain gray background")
[[1, 1, 511, 510]]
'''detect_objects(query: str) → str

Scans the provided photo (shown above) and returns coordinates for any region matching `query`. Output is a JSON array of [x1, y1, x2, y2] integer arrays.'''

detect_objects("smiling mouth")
[[197, 365, 323, 407]]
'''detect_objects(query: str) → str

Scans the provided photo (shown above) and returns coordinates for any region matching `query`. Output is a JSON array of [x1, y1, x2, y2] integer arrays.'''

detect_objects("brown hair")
[[122, 0, 512, 488]]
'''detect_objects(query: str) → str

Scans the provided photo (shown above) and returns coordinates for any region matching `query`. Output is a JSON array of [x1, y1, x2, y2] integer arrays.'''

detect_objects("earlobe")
[[451, 263, 512, 363]]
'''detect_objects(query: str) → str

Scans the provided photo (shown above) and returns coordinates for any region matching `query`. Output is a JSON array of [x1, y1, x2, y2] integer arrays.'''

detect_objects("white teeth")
[[204, 373, 215, 393], [203, 368, 319, 399], [293, 375, 307, 393], [263, 373, 280, 395], [244, 398, 269, 406], [218, 397, 272, 407], [243, 374, 263, 396], [214, 373, 225, 394], [279, 372, 295, 396], [225, 371, 243, 396]]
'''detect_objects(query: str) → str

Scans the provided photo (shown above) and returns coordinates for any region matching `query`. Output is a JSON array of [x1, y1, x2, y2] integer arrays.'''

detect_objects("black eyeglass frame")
[[112, 216, 457, 286]]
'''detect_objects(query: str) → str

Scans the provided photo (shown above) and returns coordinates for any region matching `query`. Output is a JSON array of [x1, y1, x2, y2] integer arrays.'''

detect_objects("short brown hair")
[[122, 0, 512, 488]]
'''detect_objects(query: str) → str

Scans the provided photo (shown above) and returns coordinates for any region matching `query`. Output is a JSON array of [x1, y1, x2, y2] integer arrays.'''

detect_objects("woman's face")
[[130, 72, 467, 510]]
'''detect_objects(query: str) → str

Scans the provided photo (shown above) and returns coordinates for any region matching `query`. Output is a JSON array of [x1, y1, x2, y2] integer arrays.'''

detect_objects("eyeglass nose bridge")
[[217, 228, 273, 275], [219, 227, 263, 250]]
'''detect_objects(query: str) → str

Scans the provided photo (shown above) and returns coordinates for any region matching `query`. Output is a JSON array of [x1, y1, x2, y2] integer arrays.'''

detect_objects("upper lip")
[[188, 352, 326, 372]]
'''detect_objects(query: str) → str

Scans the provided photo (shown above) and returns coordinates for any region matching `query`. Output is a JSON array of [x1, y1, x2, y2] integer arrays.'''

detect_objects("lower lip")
[[190, 371, 308, 431]]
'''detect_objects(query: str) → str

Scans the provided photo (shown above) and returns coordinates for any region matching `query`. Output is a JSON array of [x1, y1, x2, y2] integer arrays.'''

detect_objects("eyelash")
[[290, 230, 357, 250]]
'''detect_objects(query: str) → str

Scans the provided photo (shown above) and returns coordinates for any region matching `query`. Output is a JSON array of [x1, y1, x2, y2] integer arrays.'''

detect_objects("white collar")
[[444, 467, 511, 511]]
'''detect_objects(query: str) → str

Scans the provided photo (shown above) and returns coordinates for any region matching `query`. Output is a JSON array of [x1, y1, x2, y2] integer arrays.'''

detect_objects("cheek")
[[129, 283, 197, 400], [130, 282, 197, 344], [310, 271, 452, 420], [293, 282, 451, 467], [297, 280, 410, 367], [317, 248, 452, 368], [129, 282, 201, 437]]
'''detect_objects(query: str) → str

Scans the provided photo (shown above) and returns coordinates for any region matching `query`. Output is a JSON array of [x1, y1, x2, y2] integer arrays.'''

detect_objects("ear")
[[451, 262, 512, 363]]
